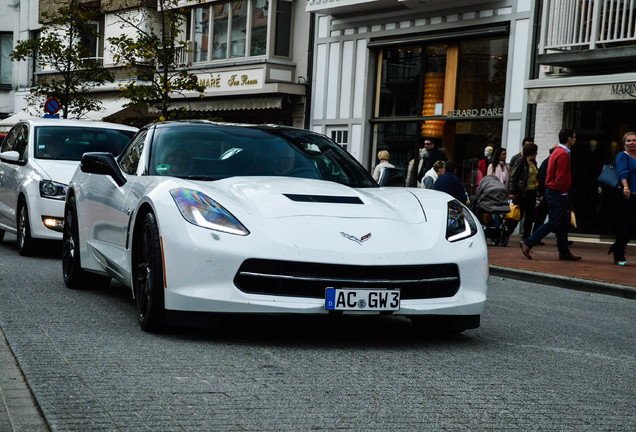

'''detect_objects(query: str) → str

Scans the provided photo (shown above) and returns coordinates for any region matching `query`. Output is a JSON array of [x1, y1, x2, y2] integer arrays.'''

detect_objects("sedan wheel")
[[134, 212, 165, 332], [62, 197, 111, 289], [17, 201, 34, 256]]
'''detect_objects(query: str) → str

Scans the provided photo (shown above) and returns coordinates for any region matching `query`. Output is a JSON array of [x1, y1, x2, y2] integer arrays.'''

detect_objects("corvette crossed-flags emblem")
[[340, 232, 372, 245]]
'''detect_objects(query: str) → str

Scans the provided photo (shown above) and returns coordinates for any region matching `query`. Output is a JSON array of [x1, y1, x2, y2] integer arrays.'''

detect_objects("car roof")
[[19, 118, 138, 131], [148, 120, 309, 134]]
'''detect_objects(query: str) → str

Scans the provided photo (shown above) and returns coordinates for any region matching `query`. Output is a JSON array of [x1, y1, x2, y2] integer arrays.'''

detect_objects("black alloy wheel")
[[134, 212, 166, 332], [62, 196, 111, 289], [16, 200, 34, 256]]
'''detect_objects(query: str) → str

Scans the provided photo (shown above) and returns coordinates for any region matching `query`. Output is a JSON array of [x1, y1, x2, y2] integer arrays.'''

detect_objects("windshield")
[[34, 126, 135, 161], [148, 125, 377, 188]]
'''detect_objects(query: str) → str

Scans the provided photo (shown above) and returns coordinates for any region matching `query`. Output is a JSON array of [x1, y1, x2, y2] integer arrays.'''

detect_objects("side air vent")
[[283, 194, 363, 204]]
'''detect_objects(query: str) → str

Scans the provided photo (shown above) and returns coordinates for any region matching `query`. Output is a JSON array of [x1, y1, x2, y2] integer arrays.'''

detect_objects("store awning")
[[0, 112, 36, 128], [526, 74, 636, 103], [150, 97, 283, 113]]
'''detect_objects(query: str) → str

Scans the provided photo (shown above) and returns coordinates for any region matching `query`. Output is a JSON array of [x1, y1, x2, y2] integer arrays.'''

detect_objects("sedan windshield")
[[35, 126, 136, 160], [149, 125, 377, 188]]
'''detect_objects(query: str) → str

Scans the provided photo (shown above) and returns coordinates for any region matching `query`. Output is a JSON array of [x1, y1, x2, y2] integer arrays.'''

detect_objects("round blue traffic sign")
[[44, 98, 61, 114]]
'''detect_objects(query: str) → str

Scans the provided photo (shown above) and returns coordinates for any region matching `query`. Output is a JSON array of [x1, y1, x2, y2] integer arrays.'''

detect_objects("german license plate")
[[325, 288, 400, 311]]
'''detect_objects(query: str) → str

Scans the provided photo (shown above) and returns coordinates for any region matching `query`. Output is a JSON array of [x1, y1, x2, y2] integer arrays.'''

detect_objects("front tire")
[[62, 196, 111, 289], [17, 200, 34, 256], [133, 212, 166, 332]]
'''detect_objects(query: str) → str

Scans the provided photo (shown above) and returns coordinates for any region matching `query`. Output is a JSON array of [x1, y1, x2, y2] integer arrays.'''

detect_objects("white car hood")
[[193, 177, 427, 223], [32, 159, 80, 184]]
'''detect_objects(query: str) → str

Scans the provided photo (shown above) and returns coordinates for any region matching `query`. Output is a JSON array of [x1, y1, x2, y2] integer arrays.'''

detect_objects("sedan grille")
[[234, 259, 460, 299]]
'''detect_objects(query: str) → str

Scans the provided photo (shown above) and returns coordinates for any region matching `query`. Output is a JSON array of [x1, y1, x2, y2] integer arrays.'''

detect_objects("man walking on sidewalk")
[[520, 128, 581, 261]]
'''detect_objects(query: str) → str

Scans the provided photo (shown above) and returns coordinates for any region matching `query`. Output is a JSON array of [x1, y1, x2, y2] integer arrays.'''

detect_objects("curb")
[[490, 265, 636, 300]]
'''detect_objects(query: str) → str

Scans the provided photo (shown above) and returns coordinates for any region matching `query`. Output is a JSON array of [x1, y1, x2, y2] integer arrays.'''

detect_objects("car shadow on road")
[[161, 314, 483, 348]]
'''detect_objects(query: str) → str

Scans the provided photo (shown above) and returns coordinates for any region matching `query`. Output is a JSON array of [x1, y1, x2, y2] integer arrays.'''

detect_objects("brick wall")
[[534, 102, 564, 164]]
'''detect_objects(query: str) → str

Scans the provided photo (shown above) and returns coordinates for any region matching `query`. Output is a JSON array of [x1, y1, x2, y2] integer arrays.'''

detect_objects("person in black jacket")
[[433, 160, 468, 204], [508, 143, 538, 240], [417, 139, 447, 182]]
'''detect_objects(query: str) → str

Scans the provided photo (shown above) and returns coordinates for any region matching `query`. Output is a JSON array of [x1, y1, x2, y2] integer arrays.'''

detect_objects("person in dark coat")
[[433, 160, 468, 204], [508, 142, 538, 240], [417, 138, 447, 182]]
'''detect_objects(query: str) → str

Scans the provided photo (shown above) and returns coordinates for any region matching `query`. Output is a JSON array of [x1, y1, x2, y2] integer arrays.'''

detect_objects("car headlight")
[[446, 200, 478, 242], [39, 180, 68, 200], [170, 188, 249, 236]]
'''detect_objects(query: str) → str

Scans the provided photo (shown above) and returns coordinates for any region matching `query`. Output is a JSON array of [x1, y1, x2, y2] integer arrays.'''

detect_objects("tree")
[[10, 0, 114, 119], [106, 0, 205, 120]]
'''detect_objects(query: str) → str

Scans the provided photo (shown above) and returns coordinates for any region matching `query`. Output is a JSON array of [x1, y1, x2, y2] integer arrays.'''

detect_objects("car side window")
[[119, 130, 148, 175], [13, 125, 29, 161], [1, 125, 22, 153]]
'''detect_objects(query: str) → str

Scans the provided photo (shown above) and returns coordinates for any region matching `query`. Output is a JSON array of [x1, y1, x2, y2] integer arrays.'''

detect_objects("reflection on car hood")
[[194, 177, 427, 223], [32, 159, 80, 184]]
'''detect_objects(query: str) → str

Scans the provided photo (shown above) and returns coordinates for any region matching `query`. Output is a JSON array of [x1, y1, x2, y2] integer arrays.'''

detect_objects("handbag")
[[504, 200, 520, 221], [597, 153, 624, 188]]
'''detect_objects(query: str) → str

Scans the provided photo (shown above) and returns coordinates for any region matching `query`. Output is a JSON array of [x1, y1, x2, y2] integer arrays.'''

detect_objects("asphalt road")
[[0, 235, 635, 431]]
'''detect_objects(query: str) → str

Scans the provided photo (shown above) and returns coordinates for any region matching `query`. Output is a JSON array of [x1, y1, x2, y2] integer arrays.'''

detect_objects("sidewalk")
[[489, 235, 636, 298]]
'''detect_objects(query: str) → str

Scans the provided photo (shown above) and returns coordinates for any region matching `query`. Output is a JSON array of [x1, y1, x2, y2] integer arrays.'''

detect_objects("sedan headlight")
[[39, 180, 68, 200], [446, 200, 478, 242], [170, 188, 249, 236]]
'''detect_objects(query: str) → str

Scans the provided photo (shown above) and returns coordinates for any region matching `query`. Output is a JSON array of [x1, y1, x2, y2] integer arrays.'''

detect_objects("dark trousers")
[[524, 188, 571, 255], [612, 194, 636, 261]]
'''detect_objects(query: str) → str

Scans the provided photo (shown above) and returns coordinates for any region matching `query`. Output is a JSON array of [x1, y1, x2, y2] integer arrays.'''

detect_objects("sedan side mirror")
[[81, 152, 127, 187], [0, 150, 22, 163]]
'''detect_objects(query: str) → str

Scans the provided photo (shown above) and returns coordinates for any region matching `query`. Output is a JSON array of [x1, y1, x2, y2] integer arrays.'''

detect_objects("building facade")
[[2, 0, 311, 128], [306, 0, 535, 196], [528, 0, 636, 236], [0, 0, 41, 121]]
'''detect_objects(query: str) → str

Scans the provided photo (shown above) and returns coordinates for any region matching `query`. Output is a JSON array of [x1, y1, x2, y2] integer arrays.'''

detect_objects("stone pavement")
[[1, 235, 634, 431]]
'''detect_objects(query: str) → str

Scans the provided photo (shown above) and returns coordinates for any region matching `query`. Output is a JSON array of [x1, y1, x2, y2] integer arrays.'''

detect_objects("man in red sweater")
[[520, 128, 581, 261]]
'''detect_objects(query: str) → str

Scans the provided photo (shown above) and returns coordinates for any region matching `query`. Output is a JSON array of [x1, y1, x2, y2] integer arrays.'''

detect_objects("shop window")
[[230, 1, 248, 58], [203, 0, 272, 61], [250, 0, 268, 56], [378, 46, 422, 117], [274, 0, 292, 57], [194, 6, 210, 62], [372, 35, 508, 191], [0, 32, 14, 86], [456, 38, 508, 112]]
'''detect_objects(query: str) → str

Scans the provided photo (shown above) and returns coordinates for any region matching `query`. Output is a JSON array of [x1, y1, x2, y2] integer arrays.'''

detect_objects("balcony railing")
[[540, 0, 636, 52]]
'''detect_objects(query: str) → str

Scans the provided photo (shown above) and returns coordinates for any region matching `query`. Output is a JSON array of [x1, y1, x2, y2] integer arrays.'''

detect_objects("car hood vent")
[[283, 194, 363, 204]]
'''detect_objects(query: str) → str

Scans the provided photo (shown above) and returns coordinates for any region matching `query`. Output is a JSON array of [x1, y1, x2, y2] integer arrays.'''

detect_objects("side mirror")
[[0, 151, 21, 163], [81, 152, 127, 187], [378, 167, 406, 187]]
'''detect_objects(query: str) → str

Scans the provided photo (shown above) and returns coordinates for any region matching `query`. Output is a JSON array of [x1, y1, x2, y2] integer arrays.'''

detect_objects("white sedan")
[[63, 121, 488, 333], [0, 118, 137, 255]]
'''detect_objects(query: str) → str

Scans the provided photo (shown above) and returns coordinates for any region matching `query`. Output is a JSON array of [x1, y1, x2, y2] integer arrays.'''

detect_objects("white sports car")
[[63, 121, 488, 332]]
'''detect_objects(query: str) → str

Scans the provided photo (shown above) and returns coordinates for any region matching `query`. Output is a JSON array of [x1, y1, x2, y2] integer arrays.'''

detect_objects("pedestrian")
[[509, 137, 534, 170], [477, 145, 493, 185], [372, 149, 395, 181], [608, 131, 636, 265], [487, 147, 510, 190], [520, 128, 581, 261], [417, 138, 447, 183], [508, 142, 539, 240], [422, 160, 445, 189], [532, 143, 558, 245], [433, 160, 468, 204]]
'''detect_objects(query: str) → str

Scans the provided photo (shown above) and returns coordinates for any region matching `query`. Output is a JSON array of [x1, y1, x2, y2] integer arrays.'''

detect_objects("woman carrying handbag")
[[608, 132, 636, 265]]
